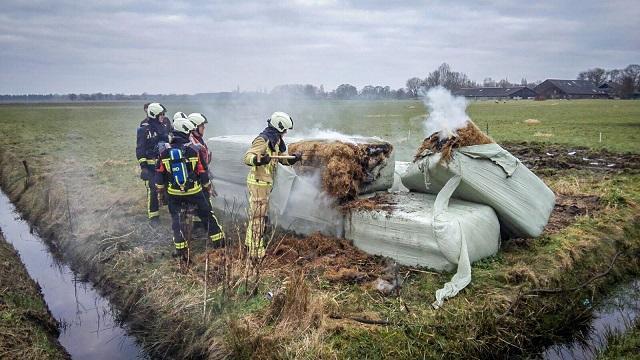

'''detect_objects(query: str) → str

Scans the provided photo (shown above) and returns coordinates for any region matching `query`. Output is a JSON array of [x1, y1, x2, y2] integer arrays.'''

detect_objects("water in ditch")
[[0, 190, 147, 359], [542, 279, 640, 359]]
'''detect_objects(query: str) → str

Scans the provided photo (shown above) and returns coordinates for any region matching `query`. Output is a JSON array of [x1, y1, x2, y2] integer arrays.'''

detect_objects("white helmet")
[[268, 111, 293, 133], [173, 112, 187, 122], [187, 113, 208, 127], [173, 117, 196, 134], [147, 103, 166, 118]]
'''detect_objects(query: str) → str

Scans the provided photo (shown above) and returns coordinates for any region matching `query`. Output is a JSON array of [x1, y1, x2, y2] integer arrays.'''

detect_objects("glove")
[[253, 154, 271, 166], [158, 189, 167, 206], [290, 152, 302, 165], [140, 167, 151, 180]]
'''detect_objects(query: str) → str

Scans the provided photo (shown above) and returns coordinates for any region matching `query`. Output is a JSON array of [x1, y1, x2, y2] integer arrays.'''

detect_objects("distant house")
[[534, 79, 608, 99], [452, 86, 537, 100]]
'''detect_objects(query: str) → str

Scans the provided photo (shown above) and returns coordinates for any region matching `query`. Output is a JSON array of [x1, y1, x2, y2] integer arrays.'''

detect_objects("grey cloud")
[[0, 0, 638, 94]]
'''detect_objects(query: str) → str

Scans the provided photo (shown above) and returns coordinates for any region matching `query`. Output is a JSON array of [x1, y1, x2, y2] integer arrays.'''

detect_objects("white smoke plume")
[[295, 127, 382, 144], [422, 86, 470, 140]]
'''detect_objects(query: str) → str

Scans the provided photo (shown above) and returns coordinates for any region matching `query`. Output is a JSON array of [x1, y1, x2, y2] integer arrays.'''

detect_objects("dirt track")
[[503, 142, 640, 172]]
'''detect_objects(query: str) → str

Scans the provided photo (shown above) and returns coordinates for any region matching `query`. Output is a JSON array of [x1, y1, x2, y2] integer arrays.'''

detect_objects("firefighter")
[[187, 113, 216, 199], [156, 117, 225, 260], [136, 102, 170, 222], [243, 112, 302, 259]]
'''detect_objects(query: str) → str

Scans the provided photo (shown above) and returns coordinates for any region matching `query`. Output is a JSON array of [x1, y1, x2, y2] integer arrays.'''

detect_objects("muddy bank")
[[0, 232, 69, 359], [503, 142, 640, 173]]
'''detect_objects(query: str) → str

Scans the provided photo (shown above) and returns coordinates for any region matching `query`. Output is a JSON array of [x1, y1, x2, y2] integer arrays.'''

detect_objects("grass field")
[[0, 99, 639, 358], [1, 99, 638, 162]]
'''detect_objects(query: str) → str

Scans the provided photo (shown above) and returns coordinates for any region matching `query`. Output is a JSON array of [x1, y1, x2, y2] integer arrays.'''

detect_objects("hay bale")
[[524, 118, 541, 124], [289, 140, 394, 202], [414, 121, 493, 162]]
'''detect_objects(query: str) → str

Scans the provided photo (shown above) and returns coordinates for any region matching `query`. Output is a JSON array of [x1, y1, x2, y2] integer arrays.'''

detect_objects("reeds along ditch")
[[414, 120, 493, 163], [288, 140, 393, 202]]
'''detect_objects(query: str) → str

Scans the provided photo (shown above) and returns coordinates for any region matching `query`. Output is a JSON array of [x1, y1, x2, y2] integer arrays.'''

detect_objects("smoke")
[[421, 86, 470, 140], [270, 165, 343, 237], [295, 127, 381, 144]]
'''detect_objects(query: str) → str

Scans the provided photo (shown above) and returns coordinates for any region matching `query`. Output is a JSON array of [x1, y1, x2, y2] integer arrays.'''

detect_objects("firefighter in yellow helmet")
[[243, 112, 301, 259]]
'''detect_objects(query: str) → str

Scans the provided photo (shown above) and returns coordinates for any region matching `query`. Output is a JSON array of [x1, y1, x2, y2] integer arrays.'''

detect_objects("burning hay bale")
[[289, 139, 394, 202], [403, 87, 555, 239], [414, 120, 493, 162]]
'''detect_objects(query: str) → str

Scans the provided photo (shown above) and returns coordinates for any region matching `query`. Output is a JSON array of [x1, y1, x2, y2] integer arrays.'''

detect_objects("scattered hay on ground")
[[289, 140, 393, 202], [414, 120, 493, 162], [265, 232, 386, 284], [339, 192, 397, 213]]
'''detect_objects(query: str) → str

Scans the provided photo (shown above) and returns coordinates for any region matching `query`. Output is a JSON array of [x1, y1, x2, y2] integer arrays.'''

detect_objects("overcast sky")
[[0, 0, 638, 94]]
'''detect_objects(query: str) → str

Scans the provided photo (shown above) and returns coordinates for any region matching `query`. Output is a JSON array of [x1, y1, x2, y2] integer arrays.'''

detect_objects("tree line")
[[577, 64, 640, 98], [2, 63, 639, 102]]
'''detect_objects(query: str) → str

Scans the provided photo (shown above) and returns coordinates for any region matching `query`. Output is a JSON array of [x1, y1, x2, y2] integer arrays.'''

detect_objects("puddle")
[[542, 280, 640, 359], [0, 190, 147, 359]]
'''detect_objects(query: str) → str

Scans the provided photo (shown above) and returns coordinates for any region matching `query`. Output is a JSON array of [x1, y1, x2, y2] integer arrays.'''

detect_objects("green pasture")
[[0, 99, 638, 165]]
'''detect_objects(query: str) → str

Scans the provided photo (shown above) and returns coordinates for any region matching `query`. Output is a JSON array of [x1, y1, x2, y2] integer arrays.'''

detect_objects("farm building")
[[534, 79, 608, 99], [452, 86, 537, 100], [598, 82, 620, 98]]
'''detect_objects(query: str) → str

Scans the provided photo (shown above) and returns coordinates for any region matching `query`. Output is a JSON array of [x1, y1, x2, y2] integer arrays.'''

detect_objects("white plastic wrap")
[[345, 181, 501, 306], [401, 144, 555, 238]]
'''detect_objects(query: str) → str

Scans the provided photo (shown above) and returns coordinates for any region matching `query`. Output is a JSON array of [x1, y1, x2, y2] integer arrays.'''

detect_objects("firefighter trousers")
[[245, 181, 272, 258], [192, 187, 213, 223], [167, 191, 225, 250], [142, 164, 159, 219]]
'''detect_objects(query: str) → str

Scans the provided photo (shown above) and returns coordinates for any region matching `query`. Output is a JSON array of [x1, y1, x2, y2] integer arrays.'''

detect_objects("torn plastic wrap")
[[345, 179, 500, 307], [401, 143, 555, 238]]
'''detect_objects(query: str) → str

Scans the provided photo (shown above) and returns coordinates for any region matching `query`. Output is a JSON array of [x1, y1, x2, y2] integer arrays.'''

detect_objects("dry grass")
[[227, 269, 330, 359]]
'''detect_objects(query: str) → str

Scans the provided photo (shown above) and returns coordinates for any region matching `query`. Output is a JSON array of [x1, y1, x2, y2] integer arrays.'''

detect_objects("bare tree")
[[422, 63, 476, 91], [483, 77, 497, 87], [405, 77, 422, 98], [577, 67, 607, 86]]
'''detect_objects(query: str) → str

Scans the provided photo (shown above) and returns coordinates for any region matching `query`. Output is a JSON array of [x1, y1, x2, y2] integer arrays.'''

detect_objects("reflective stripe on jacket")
[[243, 136, 292, 184], [136, 117, 170, 165]]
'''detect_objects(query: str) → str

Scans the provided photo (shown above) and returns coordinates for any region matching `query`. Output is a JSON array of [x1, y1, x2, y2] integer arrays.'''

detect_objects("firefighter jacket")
[[190, 132, 212, 172], [243, 127, 293, 185], [136, 117, 170, 167], [155, 132, 209, 196]]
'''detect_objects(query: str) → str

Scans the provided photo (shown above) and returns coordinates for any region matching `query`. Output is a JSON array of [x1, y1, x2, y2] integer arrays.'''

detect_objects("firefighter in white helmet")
[[186, 112, 216, 229], [173, 111, 187, 124], [242, 112, 302, 259], [136, 102, 170, 222], [155, 117, 225, 260]]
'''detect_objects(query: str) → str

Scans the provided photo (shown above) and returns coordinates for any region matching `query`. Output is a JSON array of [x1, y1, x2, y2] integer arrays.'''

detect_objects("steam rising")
[[422, 86, 470, 140], [281, 169, 343, 236], [296, 128, 381, 144]]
